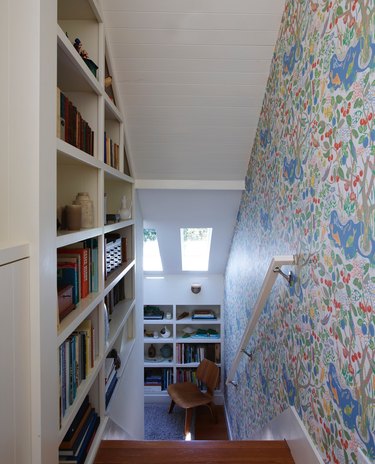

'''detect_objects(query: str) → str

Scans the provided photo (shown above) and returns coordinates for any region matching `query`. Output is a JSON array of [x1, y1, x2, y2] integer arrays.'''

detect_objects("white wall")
[[144, 274, 224, 305]]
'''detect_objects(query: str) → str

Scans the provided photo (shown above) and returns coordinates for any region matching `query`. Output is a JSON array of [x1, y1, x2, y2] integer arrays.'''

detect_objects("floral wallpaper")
[[224, 1, 374, 463]]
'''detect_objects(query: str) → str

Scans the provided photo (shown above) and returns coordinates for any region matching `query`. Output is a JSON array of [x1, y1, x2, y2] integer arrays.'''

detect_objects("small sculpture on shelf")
[[73, 38, 98, 77], [160, 326, 171, 338], [119, 195, 131, 220], [148, 344, 156, 358]]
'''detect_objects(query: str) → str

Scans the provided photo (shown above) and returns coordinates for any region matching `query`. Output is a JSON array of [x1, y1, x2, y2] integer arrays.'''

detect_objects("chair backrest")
[[196, 358, 219, 397]]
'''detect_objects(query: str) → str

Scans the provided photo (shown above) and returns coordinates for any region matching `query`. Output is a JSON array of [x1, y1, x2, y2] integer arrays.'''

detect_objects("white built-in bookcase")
[[2, 0, 141, 463], [55, 0, 141, 461], [143, 275, 224, 403]]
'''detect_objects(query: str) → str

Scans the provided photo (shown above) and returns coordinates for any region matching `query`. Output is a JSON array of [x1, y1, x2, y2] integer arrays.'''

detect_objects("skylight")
[[143, 229, 163, 272], [180, 228, 212, 271]]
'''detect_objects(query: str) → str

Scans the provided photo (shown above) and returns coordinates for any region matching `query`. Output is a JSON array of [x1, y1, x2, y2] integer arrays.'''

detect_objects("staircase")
[[94, 440, 295, 463]]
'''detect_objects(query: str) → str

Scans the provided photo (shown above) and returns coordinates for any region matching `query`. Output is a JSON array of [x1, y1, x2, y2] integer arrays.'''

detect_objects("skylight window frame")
[[180, 227, 212, 272], [143, 228, 163, 272]]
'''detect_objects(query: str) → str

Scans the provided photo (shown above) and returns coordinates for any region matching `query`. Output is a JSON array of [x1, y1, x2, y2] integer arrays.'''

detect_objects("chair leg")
[[168, 400, 175, 414], [208, 402, 217, 423], [184, 408, 193, 437]]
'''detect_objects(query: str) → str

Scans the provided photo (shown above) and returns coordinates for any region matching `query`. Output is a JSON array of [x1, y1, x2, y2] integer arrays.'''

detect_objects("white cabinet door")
[[0, 258, 31, 463]]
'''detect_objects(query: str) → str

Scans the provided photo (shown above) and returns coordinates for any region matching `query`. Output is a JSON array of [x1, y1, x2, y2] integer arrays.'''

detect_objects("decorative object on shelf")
[[144, 305, 164, 320], [191, 283, 201, 294], [153, 331, 159, 339], [160, 326, 171, 338], [118, 195, 131, 220], [73, 192, 94, 229], [160, 344, 173, 359], [166, 312, 172, 320], [148, 344, 156, 358], [106, 213, 120, 224], [66, 204, 82, 230], [177, 311, 189, 320], [108, 348, 121, 370], [105, 76, 112, 88], [105, 233, 122, 277], [182, 326, 195, 338], [73, 38, 98, 77]]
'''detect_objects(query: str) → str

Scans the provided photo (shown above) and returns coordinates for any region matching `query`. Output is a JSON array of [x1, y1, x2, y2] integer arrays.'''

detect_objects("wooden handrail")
[[226, 255, 296, 386]]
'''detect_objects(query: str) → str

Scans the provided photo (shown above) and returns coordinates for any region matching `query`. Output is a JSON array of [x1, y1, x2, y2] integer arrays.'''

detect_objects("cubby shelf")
[[143, 304, 223, 398]]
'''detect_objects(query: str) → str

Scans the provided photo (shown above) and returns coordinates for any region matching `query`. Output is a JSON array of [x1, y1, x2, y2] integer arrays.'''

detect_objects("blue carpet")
[[144, 403, 190, 440]]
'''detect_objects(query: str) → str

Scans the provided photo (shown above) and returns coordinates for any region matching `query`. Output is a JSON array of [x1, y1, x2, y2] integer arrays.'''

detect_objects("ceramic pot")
[[73, 192, 94, 228]]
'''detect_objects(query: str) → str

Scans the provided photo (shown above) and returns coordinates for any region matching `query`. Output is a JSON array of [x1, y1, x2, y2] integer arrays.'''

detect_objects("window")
[[180, 228, 212, 271], [143, 229, 163, 271]]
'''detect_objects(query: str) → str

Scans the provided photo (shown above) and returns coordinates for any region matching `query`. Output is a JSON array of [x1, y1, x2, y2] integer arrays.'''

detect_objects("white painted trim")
[[0, 243, 30, 266], [257, 407, 324, 464], [135, 179, 245, 190], [224, 401, 233, 441]]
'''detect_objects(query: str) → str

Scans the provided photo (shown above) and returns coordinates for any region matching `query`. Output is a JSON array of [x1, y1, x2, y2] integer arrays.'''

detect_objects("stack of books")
[[105, 357, 118, 408], [192, 309, 217, 320], [144, 306, 164, 320], [59, 396, 100, 464], [57, 239, 99, 321]]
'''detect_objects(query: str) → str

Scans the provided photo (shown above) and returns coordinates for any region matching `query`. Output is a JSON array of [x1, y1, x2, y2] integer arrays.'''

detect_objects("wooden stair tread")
[[95, 440, 295, 463]]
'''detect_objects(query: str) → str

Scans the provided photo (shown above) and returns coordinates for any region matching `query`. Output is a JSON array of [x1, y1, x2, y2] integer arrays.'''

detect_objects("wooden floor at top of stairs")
[[94, 440, 295, 464]]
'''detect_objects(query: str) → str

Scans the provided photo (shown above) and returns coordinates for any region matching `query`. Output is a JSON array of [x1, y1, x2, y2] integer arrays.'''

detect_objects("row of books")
[[59, 396, 100, 464], [144, 368, 173, 391], [57, 88, 95, 156], [104, 132, 120, 169], [104, 275, 126, 316], [175, 368, 199, 385], [57, 239, 98, 321], [104, 356, 118, 408], [59, 319, 95, 419], [175, 343, 220, 364]]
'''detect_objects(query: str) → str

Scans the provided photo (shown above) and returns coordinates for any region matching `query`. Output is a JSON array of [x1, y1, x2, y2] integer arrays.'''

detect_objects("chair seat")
[[167, 382, 212, 409]]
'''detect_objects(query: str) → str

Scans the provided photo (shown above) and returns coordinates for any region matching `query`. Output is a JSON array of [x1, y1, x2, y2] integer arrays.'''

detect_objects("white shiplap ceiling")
[[101, 0, 285, 185]]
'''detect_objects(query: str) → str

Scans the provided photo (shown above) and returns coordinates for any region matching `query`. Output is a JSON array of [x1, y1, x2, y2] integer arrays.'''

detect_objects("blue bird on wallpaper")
[[260, 209, 272, 232], [327, 364, 375, 458], [259, 367, 269, 399], [329, 38, 375, 90], [283, 157, 303, 184], [245, 175, 253, 194], [260, 128, 271, 148], [282, 364, 296, 406], [283, 43, 303, 75], [327, 363, 360, 430], [328, 211, 375, 264]]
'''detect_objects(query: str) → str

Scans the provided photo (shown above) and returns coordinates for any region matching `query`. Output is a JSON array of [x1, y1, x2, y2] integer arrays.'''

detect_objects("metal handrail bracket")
[[226, 255, 295, 386]]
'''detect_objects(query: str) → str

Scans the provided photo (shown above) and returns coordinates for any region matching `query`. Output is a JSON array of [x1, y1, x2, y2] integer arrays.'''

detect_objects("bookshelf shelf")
[[104, 93, 122, 122], [57, 294, 102, 345], [104, 259, 135, 294], [56, 227, 102, 248], [106, 298, 136, 350], [104, 219, 134, 234], [57, 138, 102, 169], [57, 26, 102, 95]]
